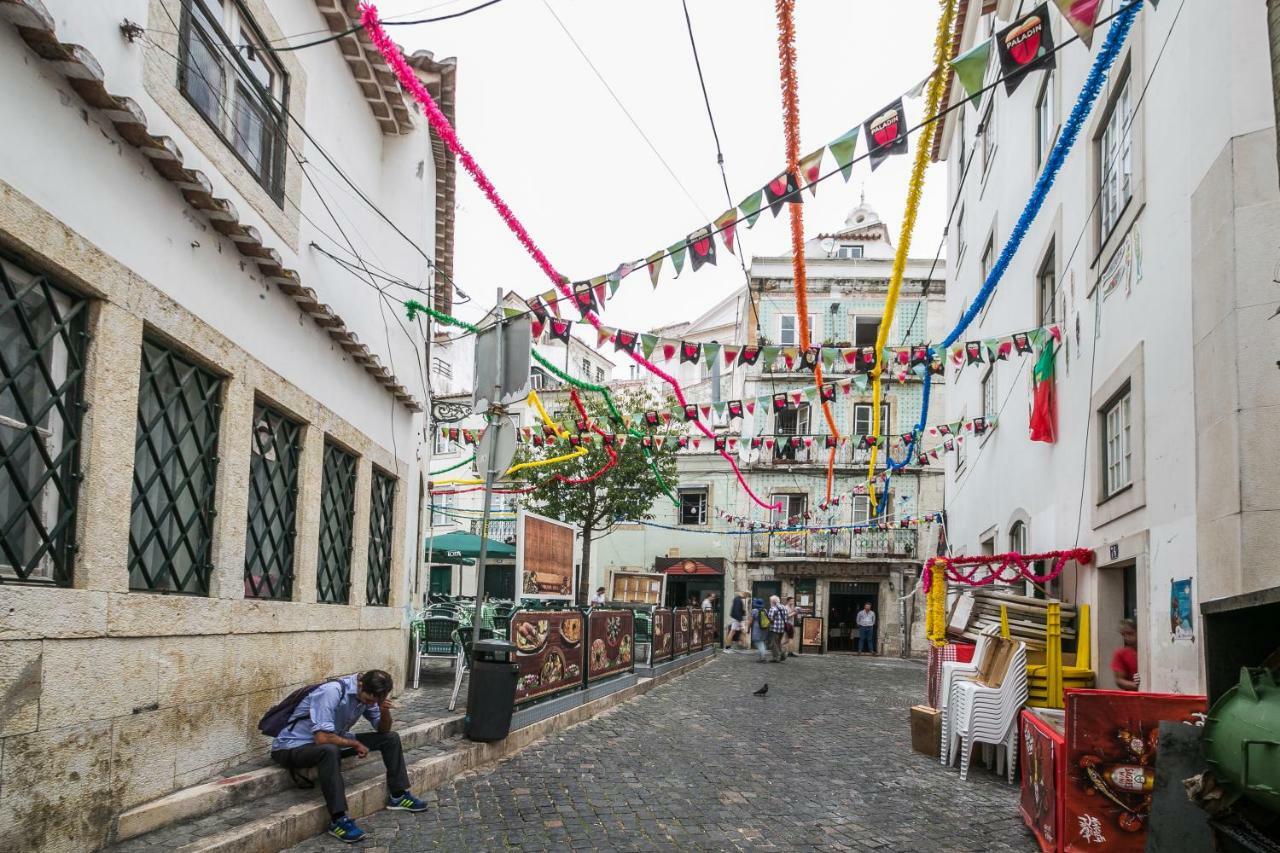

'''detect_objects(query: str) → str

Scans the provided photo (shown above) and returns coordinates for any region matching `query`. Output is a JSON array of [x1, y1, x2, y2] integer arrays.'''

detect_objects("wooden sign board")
[[516, 510, 576, 600]]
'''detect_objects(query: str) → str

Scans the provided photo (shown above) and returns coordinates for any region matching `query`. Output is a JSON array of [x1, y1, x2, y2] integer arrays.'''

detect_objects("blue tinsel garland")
[[876, 0, 1142, 513]]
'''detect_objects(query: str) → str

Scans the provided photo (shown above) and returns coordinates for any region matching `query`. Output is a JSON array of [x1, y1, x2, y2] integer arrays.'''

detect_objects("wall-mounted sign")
[[517, 510, 576, 600]]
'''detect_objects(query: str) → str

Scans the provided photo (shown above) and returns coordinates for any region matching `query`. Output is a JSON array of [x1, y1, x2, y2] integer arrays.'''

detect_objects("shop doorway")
[[665, 577, 724, 611], [751, 580, 782, 604], [828, 581, 879, 652], [428, 565, 452, 597], [483, 564, 516, 600]]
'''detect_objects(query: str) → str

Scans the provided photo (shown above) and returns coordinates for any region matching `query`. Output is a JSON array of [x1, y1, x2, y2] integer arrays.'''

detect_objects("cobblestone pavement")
[[285, 653, 1036, 852]]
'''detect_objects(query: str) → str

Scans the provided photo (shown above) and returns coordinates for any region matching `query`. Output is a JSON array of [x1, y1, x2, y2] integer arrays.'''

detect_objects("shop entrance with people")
[[656, 557, 725, 616], [827, 582, 878, 652]]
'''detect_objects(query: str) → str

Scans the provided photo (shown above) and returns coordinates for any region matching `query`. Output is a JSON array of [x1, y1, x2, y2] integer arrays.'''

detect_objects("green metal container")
[[1202, 667, 1280, 815]]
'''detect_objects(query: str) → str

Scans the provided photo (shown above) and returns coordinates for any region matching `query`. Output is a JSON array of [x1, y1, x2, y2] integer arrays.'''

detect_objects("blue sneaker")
[[328, 816, 365, 843], [387, 791, 428, 812]]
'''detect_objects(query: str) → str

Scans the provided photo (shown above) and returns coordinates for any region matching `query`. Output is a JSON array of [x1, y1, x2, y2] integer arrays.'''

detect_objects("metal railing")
[[749, 528, 917, 560]]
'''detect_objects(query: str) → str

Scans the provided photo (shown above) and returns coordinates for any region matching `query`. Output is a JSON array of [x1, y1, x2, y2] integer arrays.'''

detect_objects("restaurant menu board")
[[611, 571, 663, 605], [1063, 690, 1206, 852], [800, 616, 824, 653], [511, 610, 585, 705], [517, 510, 575, 600], [1020, 708, 1065, 853], [686, 607, 703, 652], [673, 608, 690, 656], [586, 609, 635, 683], [651, 608, 673, 664], [701, 609, 718, 647]]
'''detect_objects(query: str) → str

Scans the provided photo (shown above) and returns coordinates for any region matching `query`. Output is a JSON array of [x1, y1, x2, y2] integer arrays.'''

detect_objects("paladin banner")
[[997, 4, 1056, 95]]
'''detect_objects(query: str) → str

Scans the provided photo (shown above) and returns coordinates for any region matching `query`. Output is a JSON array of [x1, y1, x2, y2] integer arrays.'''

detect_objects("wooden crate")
[[910, 705, 942, 757]]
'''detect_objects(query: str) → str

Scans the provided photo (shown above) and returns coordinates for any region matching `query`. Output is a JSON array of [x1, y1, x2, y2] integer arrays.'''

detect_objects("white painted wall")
[[939, 0, 1276, 694]]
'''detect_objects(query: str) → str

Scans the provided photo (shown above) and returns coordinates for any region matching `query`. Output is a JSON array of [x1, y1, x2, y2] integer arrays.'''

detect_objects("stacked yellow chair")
[[1026, 603, 1095, 708]]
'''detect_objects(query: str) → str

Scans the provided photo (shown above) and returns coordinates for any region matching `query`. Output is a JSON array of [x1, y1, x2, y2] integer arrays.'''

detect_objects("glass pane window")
[[981, 235, 995, 286], [981, 99, 997, 175], [317, 442, 357, 604], [835, 244, 863, 259], [178, 0, 286, 198], [853, 317, 881, 348], [982, 368, 998, 421], [1037, 247, 1058, 326], [129, 340, 223, 595], [777, 315, 815, 347], [772, 494, 807, 526], [0, 258, 87, 586], [243, 402, 300, 600], [1035, 71, 1056, 166], [678, 489, 707, 526], [366, 469, 395, 606], [1103, 390, 1132, 496], [852, 495, 870, 525], [1100, 76, 1133, 240], [853, 403, 889, 437]]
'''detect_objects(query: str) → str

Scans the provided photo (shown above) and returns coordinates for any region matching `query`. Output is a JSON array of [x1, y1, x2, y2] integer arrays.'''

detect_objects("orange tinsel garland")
[[775, 0, 840, 499]]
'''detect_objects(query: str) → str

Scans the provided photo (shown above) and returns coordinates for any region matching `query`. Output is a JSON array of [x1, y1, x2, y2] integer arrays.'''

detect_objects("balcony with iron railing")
[[747, 527, 917, 561], [754, 442, 890, 468]]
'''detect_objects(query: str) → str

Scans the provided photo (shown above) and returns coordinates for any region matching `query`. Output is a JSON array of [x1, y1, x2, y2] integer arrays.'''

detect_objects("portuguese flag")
[[1029, 341, 1057, 443]]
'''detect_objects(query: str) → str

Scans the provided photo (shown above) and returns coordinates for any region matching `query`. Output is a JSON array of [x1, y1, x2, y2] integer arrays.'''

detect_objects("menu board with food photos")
[[517, 510, 575, 600], [650, 608, 673, 664], [585, 609, 635, 683], [610, 571, 664, 605], [673, 607, 690, 656], [511, 610, 585, 705], [702, 609, 719, 647], [687, 607, 703, 652]]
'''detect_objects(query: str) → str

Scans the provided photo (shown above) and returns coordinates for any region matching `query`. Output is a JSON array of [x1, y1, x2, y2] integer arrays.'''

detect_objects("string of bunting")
[[879, 1, 1144, 514], [921, 548, 1094, 592]]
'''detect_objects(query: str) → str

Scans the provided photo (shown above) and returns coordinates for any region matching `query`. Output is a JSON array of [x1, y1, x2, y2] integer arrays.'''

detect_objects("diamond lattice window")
[[128, 340, 223, 594], [0, 258, 88, 586], [243, 401, 300, 599], [317, 441, 357, 604], [365, 468, 396, 606]]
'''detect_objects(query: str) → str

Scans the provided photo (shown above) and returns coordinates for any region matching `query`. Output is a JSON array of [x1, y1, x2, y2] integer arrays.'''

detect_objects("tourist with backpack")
[[264, 669, 428, 843], [766, 595, 791, 663], [749, 597, 769, 662]]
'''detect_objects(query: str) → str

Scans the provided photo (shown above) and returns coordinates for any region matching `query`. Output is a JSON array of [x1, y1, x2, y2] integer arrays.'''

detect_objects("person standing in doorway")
[[766, 595, 791, 663], [784, 595, 798, 658], [856, 602, 877, 655], [589, 587, 607, 606], [702, 591, 716, 612], [1111, 619, 1140, 690]]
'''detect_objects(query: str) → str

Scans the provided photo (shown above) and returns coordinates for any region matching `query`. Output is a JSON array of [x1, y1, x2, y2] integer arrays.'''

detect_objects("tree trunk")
[[577, 524, 593, 606]]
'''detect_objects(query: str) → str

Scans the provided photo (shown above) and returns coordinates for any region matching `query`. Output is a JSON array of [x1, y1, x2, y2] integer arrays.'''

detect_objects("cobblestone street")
[[286, 653, 1034, 852]]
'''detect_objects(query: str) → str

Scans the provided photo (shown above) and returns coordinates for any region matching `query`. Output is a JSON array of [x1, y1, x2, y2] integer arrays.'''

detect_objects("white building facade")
[[0, 0, 454, 848], [934, 0, 1280, 694]]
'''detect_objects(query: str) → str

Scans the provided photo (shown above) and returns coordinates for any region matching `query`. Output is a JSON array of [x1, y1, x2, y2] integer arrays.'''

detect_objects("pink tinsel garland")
[[921, 548, 1094, 593], [360, 4, 777, 510]]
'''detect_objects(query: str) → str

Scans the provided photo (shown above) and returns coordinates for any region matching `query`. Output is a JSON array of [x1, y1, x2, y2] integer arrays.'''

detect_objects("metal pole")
[[472, 288, 504, 646]]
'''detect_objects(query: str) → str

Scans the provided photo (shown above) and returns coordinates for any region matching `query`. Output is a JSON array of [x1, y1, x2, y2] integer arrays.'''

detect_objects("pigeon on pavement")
[[753, 684, 768, 696]]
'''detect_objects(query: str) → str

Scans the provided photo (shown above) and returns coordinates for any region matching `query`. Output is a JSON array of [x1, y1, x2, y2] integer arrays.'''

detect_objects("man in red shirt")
[[1110, 618, 1140, 691]]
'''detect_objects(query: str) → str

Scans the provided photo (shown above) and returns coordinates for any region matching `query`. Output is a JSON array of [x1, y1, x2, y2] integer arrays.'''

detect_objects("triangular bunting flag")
[[763, 172, 801, 217], [798, 148, 825, 196], [864, 98, 908, 171], [1053, 0, 1102, 47], [949, 38, 993, 108], [723, 346, 740, 366], [739, 189, 765, 228], [997, 4, 1056, 96], [714, 209, 738, 255], [687, 226, 717, 272], [640, 333, 659, 359], [828, 127, 859, 182], [669, 241, 687, 277], [702, 343, 721, 368], [680, 341, 702, 364], [646, 251, 664, 288]]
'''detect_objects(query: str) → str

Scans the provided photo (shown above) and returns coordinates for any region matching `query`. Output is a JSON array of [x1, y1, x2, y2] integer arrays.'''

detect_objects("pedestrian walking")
[[1111, 618, 1140, 690], [749, 597, 769, 662], [856, 602, 877, 655], [726, 590, 748, 650], [766, 595, 791, 663], [784, 595, 799, 658]]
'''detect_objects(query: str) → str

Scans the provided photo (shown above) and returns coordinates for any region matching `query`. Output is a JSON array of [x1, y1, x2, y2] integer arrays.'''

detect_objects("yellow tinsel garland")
[[925, 560, 948, 647]]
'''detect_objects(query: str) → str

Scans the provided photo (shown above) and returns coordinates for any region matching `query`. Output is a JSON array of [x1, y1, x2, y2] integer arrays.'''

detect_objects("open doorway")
[[827, 581, 879, 652], [1096, 560, 1138, 689]]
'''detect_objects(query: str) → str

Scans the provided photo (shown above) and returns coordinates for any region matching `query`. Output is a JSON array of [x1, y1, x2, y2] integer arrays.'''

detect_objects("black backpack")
[[257, 678, 346, 737]]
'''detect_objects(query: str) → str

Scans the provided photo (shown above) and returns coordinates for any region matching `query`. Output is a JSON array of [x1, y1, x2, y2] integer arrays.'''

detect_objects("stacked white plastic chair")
[[948, 641, 1029, 782], [938, 625, 1001, 767]]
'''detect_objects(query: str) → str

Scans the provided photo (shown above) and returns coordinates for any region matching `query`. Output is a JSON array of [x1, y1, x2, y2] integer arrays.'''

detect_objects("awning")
[[424, 531, 516, 561], [655, 557, 725, 576]]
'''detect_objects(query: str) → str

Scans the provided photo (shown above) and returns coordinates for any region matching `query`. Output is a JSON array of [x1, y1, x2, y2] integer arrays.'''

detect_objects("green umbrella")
[[424, 531, 516, 562]]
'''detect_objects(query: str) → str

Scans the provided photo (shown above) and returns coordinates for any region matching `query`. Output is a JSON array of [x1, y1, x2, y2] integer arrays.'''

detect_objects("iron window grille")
[[128, 339, 223, 595], [365, 468, 396, 606], [317, 441, 357, 604], [177, 0, 288, 202], [0, 258, 88, 586], [243, 401, 301, 600]]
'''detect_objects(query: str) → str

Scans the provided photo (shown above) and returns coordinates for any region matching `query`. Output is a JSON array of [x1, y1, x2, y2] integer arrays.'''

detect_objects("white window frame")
[[1099, 73, 1133, 242], [982, 366, 998, 423], [678, 488, 708, 526], [852, 495, 871, 525], [980, 98, 997, 179], [835, 244, 864, 259], [1102, 388, 1133, 497], [771, 493, 807, 527], [778, 314, 816, 347], [853, 402, 889, 437], [980, 233, 995, 287], [433, 429, 452, 455], [581, 357, 592, 378], [1034, 70, 1057, 168], [954, 204, 966, 267], [776, 402, 811, 435], [852, 315, 882, 349], [1037, 244, 1058, 327]]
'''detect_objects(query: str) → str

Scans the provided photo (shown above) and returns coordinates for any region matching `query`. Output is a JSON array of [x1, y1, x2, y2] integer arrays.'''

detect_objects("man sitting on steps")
[[270, 669, 428, 843]]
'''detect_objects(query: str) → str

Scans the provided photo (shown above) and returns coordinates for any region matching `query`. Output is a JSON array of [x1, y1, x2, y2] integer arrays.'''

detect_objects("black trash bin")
[[464, 638, 519, 742]]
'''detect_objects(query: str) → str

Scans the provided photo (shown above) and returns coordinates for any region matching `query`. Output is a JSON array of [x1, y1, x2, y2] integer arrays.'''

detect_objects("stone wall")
[[0, 182, 416, 853]]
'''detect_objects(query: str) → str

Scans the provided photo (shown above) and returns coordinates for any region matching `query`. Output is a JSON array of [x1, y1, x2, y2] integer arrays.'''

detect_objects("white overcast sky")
[[380, 0, 950, 358]]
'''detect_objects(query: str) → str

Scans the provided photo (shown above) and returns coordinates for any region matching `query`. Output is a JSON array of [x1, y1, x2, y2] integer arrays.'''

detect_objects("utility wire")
[[540, 0, 708, 220], [265, 0, 511, 52]]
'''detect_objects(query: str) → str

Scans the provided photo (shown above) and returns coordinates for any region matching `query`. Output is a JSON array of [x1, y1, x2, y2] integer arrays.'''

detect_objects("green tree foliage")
[[513, 388, 677, 604]]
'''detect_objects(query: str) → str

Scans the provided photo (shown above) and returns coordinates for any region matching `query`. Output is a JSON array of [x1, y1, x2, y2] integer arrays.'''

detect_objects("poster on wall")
[[610, 570, 664, 605], [511, 610, 585, 705], [800, 616, 824, 653], [516, 510, 576, 600], [1169, 579, 1194, 641], [1063, 689, 1207, 852]]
